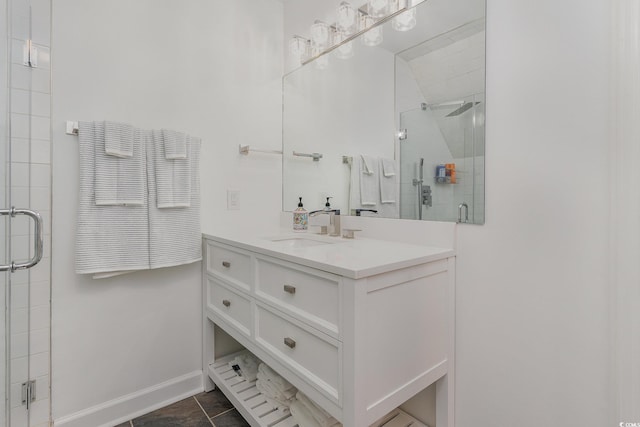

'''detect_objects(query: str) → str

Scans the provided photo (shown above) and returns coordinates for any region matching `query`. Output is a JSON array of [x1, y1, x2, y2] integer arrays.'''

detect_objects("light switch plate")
[[227, 190, 240, 210]]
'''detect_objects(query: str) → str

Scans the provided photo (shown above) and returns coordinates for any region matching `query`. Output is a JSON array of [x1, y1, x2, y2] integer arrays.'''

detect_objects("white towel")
[[76, 121, 149, 275], [378, 158, 397, 204], [162, 128, 187, 160], [290, 400, 323, 427], [104, 121, 134, 158], [94, 122, 145, 206], [147, 130, 202, 269], [154, 131, 194, 208], [296, 392, 341, 427], [380, 157, 396, 177], [230, 353, 261, 382], [258, 363, 296, 392], [359, 155, 378, 206]]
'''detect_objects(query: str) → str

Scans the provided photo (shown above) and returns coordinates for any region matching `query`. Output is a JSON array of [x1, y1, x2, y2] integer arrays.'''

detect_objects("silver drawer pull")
[[222, 261, 231, 268], [284, 337, 296, 349], [283, 285, 296, 294], [222, 299, 231, 307]]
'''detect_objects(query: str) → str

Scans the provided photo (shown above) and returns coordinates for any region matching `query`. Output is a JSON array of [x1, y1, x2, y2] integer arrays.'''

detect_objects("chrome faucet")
[[309, 209, 341, 237]]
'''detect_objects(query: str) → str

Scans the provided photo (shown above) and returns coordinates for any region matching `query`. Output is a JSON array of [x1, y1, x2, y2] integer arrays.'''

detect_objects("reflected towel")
[[104, 121, 134, 158], [380, 157, 396, 177], [378, 158, 397, 204], [359, 155, 378, 206], [162, 128, 188, 160], [94, 122, 145, 206]]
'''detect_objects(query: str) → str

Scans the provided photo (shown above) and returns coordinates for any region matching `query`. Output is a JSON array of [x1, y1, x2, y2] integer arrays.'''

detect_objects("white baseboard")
[[54, 370, 203, 427]]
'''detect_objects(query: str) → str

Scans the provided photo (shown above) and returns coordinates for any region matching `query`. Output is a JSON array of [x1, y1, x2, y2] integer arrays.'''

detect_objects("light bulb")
[[288, 36, 308, 58]]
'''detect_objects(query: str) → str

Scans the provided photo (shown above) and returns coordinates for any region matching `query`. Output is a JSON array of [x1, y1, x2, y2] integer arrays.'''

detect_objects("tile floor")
[[114, 389, 249, 427]]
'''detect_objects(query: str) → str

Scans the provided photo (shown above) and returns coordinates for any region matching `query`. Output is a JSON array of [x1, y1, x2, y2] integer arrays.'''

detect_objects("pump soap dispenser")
[[293, 197, 308, 232]]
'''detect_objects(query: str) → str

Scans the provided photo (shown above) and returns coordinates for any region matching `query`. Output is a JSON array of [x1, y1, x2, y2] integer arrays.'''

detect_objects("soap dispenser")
[[293, 197, 308, 232], [324, 197, 332, 211]]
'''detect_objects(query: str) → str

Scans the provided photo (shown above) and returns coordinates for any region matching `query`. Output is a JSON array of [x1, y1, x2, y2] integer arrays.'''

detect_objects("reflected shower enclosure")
[[399, 95, 485, 223]]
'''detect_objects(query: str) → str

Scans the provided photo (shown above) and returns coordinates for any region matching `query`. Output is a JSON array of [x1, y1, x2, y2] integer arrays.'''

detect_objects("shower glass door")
[[399, 94, 485, 224], [2, 0, 50, 425]]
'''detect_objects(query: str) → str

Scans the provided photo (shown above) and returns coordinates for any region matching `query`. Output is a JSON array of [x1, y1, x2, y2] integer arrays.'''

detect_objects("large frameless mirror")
[[283, 0, 486, 224]]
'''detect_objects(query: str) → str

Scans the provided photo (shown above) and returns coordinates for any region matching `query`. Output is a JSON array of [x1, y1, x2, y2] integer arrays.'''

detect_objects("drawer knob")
[[222, 261, 231, 268], [222, 299, 231, 307], [284, 337, 296, 349], [283, 285, 296, 294]]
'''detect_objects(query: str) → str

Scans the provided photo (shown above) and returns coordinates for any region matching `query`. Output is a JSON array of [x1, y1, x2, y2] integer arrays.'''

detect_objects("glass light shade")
[[361, 16, 383, 46], [362, 26, 383, 46], [368, 0, 390, 18], [337, 2, 357, 34], [392, 8, 416, 31], [314, 52, 329, 70], [289, 37, 308, 58], [310, 21, 330, 48], [334, 31, 354, 59]]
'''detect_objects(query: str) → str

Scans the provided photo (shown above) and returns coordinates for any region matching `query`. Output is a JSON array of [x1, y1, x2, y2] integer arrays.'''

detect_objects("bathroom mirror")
[[283, 0, 485, 224]]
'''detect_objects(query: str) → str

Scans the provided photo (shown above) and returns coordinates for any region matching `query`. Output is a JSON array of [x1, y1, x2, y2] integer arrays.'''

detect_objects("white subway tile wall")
[[6, 0, 52, 424]]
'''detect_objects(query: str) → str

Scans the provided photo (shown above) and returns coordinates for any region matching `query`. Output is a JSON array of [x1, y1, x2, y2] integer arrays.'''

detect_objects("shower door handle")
[[0, 207, 43, 272]]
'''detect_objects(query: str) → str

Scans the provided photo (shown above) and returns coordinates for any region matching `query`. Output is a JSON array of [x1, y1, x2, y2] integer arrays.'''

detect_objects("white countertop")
[[203, 230, 455, 279]]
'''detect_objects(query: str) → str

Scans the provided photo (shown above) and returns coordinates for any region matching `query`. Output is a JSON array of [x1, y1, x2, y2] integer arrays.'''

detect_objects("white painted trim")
[[611, 0, 640, 422], [53, 371, 203, 427]]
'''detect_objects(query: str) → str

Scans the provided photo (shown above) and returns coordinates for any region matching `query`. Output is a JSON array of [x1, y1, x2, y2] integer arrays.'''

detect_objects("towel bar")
[[239, 144, 283, 156]]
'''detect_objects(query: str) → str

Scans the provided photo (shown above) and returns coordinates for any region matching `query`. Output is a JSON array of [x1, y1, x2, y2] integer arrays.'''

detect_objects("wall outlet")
[[227, 190, 240, 210]]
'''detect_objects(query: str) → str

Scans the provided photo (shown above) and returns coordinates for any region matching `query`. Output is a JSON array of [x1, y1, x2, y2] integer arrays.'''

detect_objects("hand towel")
[[256, 378, 296, 408], [76, 121, 149, 275], [104, 121, 134, 158], [359, 155, 378, 206], [258, 363, 296, 392], [94, 122, 145, 206], [290, 400, 323, 427], [256, 372, 297, 401], [380, 157, 396, 177], [147, 130, 202, 269], [230, 353, 260, 382], [154, 131, 194, 208], [162, 128, 187, 159], [296, 392, 341, 427], [378, 158, 397, 204]]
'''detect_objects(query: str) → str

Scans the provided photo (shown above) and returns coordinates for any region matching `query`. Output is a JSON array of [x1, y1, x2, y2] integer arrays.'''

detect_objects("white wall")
[[283, 1, 612, 427], [455, 0, 610, 426], [51, 0, 282, 423]]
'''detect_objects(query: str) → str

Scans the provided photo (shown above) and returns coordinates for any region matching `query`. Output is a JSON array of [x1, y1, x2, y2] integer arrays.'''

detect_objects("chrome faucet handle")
[[342, 228, 361, 239]]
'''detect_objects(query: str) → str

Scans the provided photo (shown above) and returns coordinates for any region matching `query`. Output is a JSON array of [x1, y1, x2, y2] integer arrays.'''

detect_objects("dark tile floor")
[[114, 389, 250, 427]]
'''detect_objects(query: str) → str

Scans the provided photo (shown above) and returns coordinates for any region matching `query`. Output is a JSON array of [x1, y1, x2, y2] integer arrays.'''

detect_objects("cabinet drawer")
[[206, 242, 252, 292], [255, 257, 340, 336], [207, 277, 252, 337], [255, 304, 340, 401]]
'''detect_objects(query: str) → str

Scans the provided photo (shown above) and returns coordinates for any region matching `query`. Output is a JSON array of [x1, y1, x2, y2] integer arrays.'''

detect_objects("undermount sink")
[[268, 235, 339, 248]]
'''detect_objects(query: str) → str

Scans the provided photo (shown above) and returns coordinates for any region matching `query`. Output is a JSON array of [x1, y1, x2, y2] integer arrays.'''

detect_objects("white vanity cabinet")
[[202, 234, 455, 427]]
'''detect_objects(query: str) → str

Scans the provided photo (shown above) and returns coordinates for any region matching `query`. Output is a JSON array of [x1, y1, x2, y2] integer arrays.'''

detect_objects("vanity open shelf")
[[202, 233, 456, 427]]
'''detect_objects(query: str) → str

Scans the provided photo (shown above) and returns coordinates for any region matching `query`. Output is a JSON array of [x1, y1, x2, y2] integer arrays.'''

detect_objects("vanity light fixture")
[[361, 14, 383, 46], [288, 36, 310, 62], [334, 30, 354, 59], [392, 8, 416, 31], [337, 2, 357, 34], [310, 20, 330, 49], [367, 0, 391, 18]]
